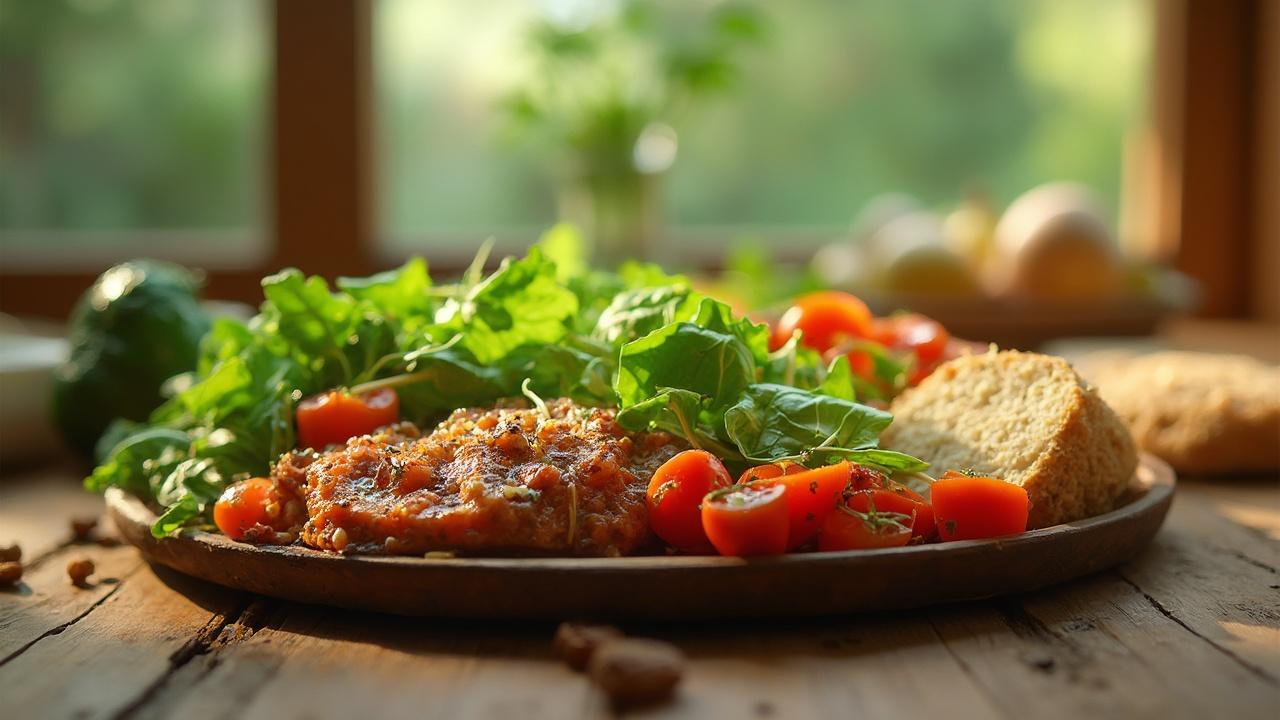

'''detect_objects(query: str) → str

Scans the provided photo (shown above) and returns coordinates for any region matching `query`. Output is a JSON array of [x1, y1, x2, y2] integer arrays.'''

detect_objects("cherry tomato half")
[[736, 461, 805, 485], [296, 388, 400, 450], [647, 450, 733, 552], [845, 486, 935, 540], [754, 461, 855, 550], [701, 483, 790, 556], [213, 477, 292, 541], [818, 503, 914, 551], [772, 292, 874, 352], [931, 472, 1029, 541]]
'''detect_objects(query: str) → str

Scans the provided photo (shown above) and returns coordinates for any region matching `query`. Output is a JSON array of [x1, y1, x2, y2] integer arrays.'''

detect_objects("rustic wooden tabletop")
[[1, 464, 1276, 720]]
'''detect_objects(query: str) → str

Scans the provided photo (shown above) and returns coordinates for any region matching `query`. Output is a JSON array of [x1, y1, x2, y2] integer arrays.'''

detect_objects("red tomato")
[[647, 450, 733, 552], [754, 461, 854, 550], [907, 360, 940, 387], [931, 472, 1030, 541], [214, 478, 290, 541], [818, 504, 913, 551], [296, 388, 400, 450], [849, 464, 890, 491], [845, 486, 935, 540], [736, 461, 805, 485], [845, 348, 877, 379], [879, 314, 950, 365], [821, 345, 878, 385], [701, 483, 790, 556], [772, 292, 874, 352]]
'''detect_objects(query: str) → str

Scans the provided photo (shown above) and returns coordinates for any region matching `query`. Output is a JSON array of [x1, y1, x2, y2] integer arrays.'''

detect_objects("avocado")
[[53, 260, 210, 457]]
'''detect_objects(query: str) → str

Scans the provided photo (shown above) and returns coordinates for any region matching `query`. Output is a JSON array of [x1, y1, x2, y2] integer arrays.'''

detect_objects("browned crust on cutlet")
[[283, 399, 682, 557]]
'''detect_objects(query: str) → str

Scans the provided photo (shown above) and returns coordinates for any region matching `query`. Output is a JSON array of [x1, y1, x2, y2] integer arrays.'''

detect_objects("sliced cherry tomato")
[[818, 503, 913, 551], [701, 483, 789, 556], [753, 461, 854, 550], [931, 472, 1029, 541], [647, 450, 733, 552], [296, 388, 400, 450], [845, 486, 935, 540], [736, 461, 805, 485], [214, 477, 291, 541], [772, 291, 874, 352]]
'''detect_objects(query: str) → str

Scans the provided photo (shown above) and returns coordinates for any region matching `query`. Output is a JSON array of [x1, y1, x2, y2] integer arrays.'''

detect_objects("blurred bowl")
[[0, 330, 69, 465]]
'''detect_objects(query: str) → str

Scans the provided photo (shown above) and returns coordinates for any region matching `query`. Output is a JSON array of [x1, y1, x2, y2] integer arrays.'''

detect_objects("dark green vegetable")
[[54, 260, 211, 457], [88, 238, 922, 537]]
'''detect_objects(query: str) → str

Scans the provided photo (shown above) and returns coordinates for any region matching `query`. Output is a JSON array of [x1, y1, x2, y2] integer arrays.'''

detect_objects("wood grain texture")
[[1, 550, 245, 719], [1, 472, 1276, 719], [0, 542, 141, 662], [0, 468, 103, 559], [101, 456, 1174, 620]]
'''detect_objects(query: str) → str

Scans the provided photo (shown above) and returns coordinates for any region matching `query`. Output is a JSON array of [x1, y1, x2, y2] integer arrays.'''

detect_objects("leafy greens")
[[89, 234, 922, 536]]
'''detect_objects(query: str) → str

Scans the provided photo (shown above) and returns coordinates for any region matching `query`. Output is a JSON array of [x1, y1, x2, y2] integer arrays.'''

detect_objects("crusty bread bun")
[[1075, 351, 1280, 474], [881, 350, 1137, 529]]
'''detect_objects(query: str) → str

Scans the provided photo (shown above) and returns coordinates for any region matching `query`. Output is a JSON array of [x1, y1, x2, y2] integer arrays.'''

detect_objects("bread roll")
[[1077, 351, 1280, 474]]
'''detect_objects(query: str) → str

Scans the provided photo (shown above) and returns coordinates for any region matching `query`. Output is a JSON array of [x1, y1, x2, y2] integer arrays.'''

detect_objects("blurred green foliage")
[[498, 0, 765, 180], [380, 0, 1149, 248], [670, 0, 1147, 225], [0, 0, 264, 232]]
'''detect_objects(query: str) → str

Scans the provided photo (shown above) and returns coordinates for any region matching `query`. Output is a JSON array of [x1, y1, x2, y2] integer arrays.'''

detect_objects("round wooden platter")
[[106, 454, 1175, 620]]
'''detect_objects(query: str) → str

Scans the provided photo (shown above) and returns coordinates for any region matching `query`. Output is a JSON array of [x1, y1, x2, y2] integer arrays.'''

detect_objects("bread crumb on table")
[[0, 543, 20, 562], [0, 561, 22, 586], [588, 637, 685, 707], [553, 621, 624, 671], [70, 517, 99, 542], [67, 558, 95, 587]]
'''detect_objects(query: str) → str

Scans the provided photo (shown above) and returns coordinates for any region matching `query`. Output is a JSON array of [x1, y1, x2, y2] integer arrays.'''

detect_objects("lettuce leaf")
[[337, 258, 433, 320], [593, 285, 701, 345], [723, 383, 890, 460], [614, 321, 754, 413], [437, 248, 579, 364]]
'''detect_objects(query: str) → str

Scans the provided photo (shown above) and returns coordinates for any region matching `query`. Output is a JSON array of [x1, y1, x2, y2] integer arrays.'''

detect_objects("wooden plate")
[[107, 454, 1175, 620]]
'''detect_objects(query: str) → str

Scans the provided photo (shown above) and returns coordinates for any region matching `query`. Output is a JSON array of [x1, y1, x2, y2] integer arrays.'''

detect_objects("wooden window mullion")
[[271, 0, 374, 279]]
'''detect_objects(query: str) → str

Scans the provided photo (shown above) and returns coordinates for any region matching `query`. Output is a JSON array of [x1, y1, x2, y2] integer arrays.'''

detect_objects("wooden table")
[[1, 466, 1277, 720]]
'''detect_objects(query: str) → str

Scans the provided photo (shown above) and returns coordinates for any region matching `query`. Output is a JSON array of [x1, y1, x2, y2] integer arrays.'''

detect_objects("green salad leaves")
[[89, 230, 922, 536]]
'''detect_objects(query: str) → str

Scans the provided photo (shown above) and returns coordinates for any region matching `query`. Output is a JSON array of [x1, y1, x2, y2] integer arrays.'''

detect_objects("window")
[[376, 1, 557, 254], [375, 0, 1151, 259], [1, 1, 1268, 322], [0, 0, 268, 269]]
